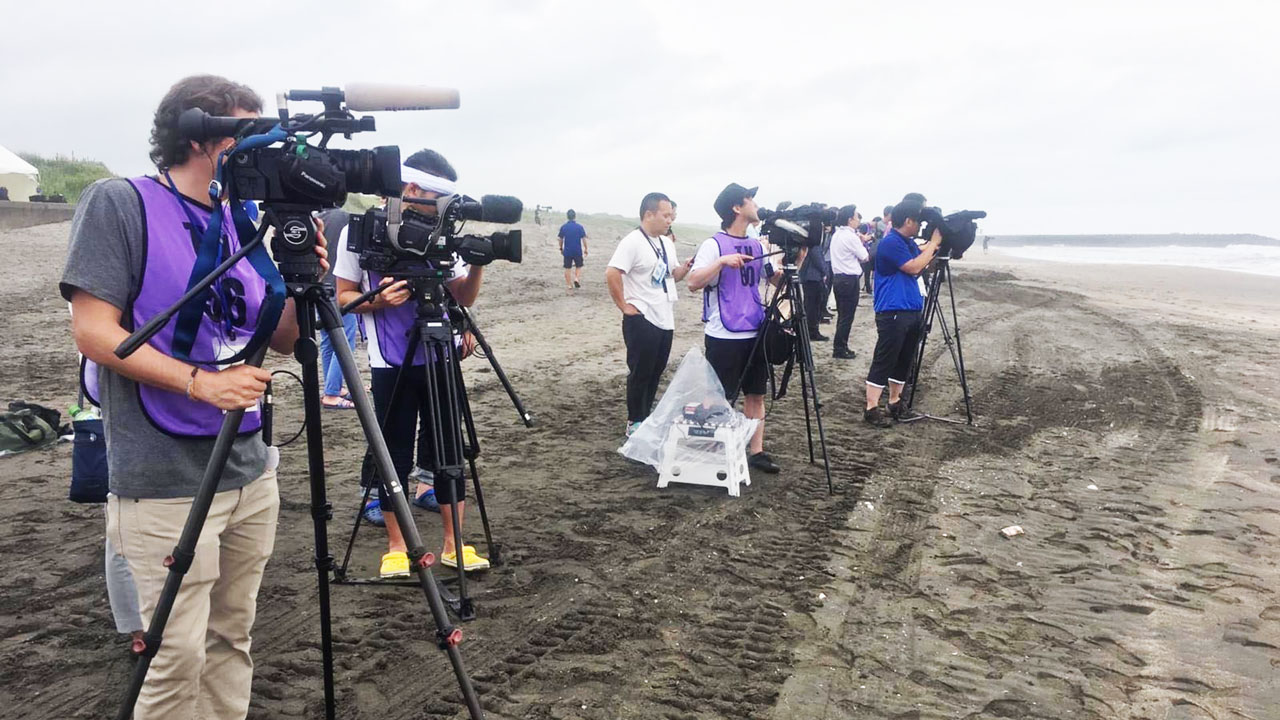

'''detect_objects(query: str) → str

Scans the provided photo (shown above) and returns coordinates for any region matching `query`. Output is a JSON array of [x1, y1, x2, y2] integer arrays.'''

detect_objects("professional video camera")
[[918, 207, 987, 259], [757, 201, 837, 262], [347, 191, 524, 277], [180, 106, 401, 206], [178, 84, 463, 278]]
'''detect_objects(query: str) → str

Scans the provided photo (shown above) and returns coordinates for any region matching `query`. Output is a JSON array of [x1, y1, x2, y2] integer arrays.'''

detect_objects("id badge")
[[650, 261, 669, 288]]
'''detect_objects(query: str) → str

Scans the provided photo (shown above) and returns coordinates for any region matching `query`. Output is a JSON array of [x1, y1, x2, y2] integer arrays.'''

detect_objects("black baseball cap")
[[713, 183, 758, 224]]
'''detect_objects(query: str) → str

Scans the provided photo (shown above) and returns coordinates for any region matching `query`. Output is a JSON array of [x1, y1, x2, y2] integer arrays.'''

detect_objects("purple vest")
[[704, 232, 765, 332], [128, 177, 266, 437], [367, 270, 428, 366]]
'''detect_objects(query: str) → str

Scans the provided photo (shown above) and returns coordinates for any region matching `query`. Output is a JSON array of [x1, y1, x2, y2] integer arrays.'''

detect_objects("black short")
[[866, 310, 923, 388], [563, 253, 584, 269], [705, 335, 768, 403]]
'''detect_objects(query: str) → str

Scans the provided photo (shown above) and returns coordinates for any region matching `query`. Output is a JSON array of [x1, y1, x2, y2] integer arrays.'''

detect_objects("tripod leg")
[[316, 298, 485, 718], [458, 305, 533, 427], [454, 356, 500, 566], [944, 263, 975, 424], [421, 342, 475, 619], [116, 347, 269, 720], [293, 296, 338, 720], [336, 329, 419, 581], [792, 287, 817, 465]]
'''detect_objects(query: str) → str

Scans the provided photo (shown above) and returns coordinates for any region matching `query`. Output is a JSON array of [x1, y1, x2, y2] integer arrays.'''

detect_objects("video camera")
[[347, 192, 524, 278], [178, 84, 460, 278], [756, 201, 837, 264], [918, 207, 987, 260]]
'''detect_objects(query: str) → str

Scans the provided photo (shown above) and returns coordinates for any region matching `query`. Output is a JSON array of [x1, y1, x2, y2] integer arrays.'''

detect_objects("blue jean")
[[319, 312, 360, 397]]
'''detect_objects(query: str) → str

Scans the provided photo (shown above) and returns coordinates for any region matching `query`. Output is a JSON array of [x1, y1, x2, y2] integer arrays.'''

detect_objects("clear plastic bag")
[[619, 347, 758, 470]]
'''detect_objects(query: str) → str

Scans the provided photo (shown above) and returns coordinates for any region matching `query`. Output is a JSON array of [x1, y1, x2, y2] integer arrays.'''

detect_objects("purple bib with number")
[[127, 177, 265, 437], [703, 232, 765, 332]]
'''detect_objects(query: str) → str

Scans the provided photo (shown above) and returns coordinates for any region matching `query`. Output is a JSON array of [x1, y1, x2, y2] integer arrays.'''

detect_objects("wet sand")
[[0, 221, 1276, 719]]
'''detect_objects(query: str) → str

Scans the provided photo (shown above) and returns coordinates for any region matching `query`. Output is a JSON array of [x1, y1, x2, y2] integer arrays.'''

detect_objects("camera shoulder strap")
[[171, 129, 287, 364]]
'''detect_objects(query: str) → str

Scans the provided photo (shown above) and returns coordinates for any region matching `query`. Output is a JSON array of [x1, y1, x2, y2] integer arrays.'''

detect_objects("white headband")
[[401, 165, 456, 195]]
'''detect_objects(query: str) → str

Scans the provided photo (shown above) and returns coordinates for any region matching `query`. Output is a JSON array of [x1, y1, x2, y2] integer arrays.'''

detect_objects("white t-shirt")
[[333, 224, 468, 368], [829, 226, 869, 275], [606, 228, 680, 331], [692, 235, 773, 340]]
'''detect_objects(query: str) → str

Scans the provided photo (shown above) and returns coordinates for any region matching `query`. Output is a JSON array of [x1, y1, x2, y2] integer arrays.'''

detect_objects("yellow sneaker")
[[440, 545, 490, 572], [380, 551, 410, 578]]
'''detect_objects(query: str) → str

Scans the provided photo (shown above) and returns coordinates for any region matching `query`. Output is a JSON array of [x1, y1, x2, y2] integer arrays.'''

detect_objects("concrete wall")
[[0, 200, 76, 231]]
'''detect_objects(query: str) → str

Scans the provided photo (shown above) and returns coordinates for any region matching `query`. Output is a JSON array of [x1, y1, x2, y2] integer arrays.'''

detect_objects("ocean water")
[[994, 244, 1280, 278]]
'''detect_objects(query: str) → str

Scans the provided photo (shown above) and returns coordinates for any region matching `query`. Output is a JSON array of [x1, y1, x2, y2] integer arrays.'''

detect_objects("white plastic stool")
[[656, 420, 751, 497]]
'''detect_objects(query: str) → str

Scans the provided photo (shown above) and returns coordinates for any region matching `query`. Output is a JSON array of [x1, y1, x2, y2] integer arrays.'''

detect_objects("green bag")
[[0, 402, 63, 456]]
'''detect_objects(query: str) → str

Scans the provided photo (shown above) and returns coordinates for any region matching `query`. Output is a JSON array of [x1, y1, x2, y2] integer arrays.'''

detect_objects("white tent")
[[0, 145, 40, 202]]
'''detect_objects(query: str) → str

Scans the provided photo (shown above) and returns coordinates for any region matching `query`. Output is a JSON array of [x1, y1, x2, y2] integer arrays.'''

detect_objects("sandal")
[[322, 397, 356, 410]]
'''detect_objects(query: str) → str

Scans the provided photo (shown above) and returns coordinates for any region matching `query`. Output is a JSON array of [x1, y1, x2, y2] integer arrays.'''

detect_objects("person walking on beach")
[[864, 198, 943, 427], [559, 209, 588, 290], [830, 204, 869, 359], [606, 192, 690, 437]]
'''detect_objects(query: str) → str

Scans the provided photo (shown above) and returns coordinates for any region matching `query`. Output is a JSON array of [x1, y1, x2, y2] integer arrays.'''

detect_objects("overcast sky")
[[3, 0, 1276, 236]]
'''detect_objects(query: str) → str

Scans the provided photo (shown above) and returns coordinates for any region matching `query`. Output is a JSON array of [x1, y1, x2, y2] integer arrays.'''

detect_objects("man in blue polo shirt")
[[559, 209, 589, 291], [863, 198, 943, 427]]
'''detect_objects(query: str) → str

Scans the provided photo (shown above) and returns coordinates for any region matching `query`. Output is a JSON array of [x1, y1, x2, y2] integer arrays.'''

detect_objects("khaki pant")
[[107, 469, 279, 720]]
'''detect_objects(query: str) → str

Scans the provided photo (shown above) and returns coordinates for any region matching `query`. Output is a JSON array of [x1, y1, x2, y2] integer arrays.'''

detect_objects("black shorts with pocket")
[[705, 334, 768, 403], [563, 252, 584, 269]]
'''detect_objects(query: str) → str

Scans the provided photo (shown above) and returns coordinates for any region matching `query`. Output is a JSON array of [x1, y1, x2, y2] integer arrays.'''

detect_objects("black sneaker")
[[747, 451, 781, 474], [573, 280, 581, 288], [863, 407, 893, 428], [888, 401, 924, 423], [808, 331, 829, 341], [833, 348, 857, 359]]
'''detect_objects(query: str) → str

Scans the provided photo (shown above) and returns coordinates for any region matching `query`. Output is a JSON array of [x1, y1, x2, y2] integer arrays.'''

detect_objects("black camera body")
[[223, 143, 401, 207], [178, 93, 405, 280], [919, 207, 987, 259], [347, 194, 524, 279], [758, 202, 836, 251]]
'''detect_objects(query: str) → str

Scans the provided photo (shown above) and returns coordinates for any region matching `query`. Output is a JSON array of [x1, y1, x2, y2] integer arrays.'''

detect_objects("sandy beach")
[[0, 218, 1277, 720]]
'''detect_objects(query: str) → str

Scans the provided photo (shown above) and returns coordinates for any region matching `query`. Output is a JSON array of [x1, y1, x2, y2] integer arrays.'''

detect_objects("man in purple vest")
[[686, 183, 782, 474], [61, 75, 328, 720], [334, 148, 490, 577]]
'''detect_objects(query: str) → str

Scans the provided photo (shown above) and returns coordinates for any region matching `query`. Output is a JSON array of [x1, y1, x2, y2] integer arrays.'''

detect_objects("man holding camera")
[[606, 192, 690, 436], [829, 204, 869, 359], [334, 149, 489, 576], [61, 75, 328, 719], [863, 198, 943, 427], [687, 183, 781, 474]]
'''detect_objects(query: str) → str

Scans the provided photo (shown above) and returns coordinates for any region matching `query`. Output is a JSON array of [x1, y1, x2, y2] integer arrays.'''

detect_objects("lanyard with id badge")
[[639, 228, 671, 294]]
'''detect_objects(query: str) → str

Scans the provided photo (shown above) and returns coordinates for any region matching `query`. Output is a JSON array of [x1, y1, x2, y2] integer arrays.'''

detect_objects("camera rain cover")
[[619, 348, 758, 470]]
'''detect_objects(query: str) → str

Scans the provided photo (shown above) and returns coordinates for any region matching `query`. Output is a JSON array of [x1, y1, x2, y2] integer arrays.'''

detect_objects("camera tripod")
[[113, 205, 485, 720], [741, 251, 835, 493], [903, 250, 974, 425], [332, 276, 534, 620]]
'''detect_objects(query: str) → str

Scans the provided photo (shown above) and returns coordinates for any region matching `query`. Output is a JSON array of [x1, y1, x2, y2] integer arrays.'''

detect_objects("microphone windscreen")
[[343, 83, 461, 112], [479, 195, 524, 224]]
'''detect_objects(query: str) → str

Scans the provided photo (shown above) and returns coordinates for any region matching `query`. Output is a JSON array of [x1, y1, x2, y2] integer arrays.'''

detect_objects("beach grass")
[[17, 153, 115, 203]]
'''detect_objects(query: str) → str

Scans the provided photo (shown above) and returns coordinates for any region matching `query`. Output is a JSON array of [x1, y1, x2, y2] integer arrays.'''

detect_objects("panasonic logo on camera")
[[299, 171, 325, 189]]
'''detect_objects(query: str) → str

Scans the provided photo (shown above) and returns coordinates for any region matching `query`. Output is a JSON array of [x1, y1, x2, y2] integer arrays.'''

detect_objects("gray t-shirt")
[[59, 177, 267, 499]]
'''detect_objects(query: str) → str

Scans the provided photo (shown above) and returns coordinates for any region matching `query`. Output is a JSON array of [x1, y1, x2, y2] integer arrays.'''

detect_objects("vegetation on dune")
[[17, 153, 116, 203]]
